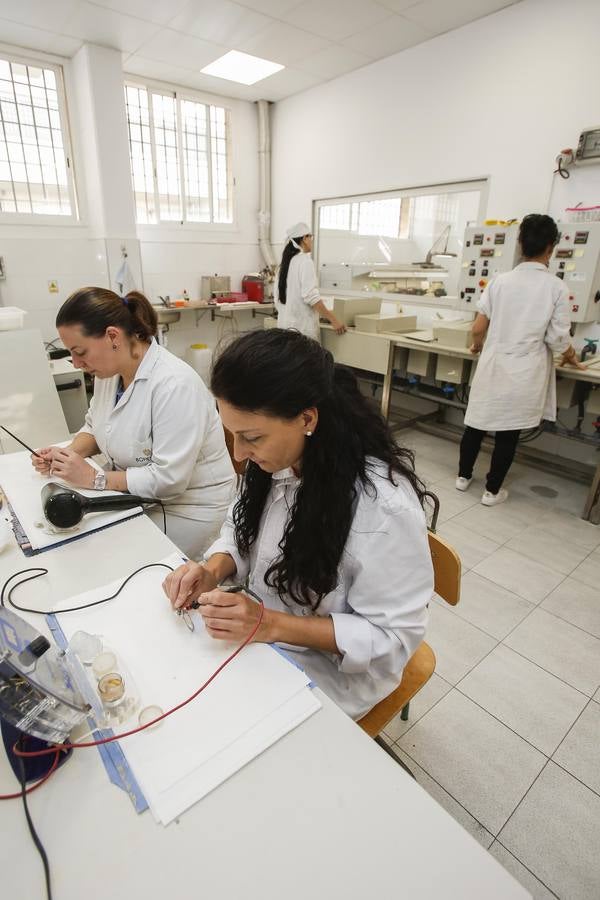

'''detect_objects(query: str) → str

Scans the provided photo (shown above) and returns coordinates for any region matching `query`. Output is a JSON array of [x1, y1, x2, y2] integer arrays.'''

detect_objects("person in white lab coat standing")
[[163, 328, 433, 720], [456, 214, 583, 506], [275, 222, 347, 339], [31, 287, 236, 559]]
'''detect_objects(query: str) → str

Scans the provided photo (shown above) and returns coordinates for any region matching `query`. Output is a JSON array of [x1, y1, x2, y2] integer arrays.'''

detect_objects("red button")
[[479, 279, 487, 288]]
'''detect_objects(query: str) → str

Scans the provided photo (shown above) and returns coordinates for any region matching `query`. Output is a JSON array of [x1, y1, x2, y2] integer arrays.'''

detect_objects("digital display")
[[556, 249, 574, 259], [574, 231, 589, 244], [473, 234, 484, 245], [494, 233, 506, 244], [480, 248, 495, 257]]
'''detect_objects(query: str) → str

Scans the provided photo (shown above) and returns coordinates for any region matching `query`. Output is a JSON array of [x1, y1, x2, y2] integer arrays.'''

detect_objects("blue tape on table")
[[47, 613, 149, 814]]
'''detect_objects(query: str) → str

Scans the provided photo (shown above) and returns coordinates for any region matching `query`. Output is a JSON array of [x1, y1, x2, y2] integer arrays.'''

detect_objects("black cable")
[[1, 562, 175, 616], [17, 738, 53, 900]]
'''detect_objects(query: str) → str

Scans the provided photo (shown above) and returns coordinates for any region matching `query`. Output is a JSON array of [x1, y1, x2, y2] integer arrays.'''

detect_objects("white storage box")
[[354, 313, 417, 334], [0, 307, 26, 331]]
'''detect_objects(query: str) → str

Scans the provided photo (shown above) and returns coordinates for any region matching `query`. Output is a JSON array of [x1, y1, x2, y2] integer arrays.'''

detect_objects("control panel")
[[456, 225, 520, 311], [550, 222, 600, 323]]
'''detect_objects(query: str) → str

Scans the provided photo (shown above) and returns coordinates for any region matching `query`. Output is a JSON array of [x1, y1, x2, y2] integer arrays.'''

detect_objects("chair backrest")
[[428, 531, 461, 606]]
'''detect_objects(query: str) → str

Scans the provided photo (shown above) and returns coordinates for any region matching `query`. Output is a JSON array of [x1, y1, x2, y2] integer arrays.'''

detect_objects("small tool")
[[0, 425, 44, 458]]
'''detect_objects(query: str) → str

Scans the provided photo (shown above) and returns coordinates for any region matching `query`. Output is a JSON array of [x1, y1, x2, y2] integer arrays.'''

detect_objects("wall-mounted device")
[[575, 127, 600, 165], [200, 275, 231, 301], [456, 224, 520, 311]]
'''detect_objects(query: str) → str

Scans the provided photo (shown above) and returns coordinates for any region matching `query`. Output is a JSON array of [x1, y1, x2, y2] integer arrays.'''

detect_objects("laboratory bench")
[[0, 514, 530, 900], [321, 324, 600, 522]]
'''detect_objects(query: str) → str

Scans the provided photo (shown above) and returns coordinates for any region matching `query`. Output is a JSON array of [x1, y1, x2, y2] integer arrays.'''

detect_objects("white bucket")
[[186, 343, 212, 384]]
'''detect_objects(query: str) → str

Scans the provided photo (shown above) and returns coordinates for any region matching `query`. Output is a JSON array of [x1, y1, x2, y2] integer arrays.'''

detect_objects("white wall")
[[271, 0, 600, 236], [0, 45, 262, 346]]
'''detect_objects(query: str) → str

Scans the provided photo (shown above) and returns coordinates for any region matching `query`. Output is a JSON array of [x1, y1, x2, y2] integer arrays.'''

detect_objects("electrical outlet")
[[48, 280, 59, 293]]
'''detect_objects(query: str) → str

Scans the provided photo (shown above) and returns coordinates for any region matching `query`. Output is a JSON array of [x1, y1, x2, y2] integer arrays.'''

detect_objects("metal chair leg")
[[374, 735, 415, 778], [400, 701, 410, 721]]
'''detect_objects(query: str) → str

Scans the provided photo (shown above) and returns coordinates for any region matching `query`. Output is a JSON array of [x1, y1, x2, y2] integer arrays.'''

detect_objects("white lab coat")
[[275, 251, 321, 340], [465, 262, 571, 431], [79, 340, 235, 560], [206, 459, 432, 719]]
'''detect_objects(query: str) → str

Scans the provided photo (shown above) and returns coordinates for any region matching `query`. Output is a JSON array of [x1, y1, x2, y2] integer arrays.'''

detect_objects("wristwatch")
[[93, 470, 107, 491]]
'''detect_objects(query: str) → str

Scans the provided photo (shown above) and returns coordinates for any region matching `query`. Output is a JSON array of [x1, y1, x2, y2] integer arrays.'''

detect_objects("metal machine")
[[456, 224, 520, 312], [549, 222, 600, 323]]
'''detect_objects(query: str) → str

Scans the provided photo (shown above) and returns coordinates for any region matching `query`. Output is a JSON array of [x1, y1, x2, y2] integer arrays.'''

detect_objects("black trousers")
[[459, 426, 520, 494]]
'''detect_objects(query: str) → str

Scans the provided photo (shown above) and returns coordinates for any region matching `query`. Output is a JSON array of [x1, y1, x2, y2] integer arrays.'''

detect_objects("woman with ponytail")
[[275, 222, 346, 339], [32, 287, 235, 560], [163, 329, 432, 719]]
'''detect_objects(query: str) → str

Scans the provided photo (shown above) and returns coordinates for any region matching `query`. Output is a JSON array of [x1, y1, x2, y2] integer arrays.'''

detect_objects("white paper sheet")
[[54, 553, 320, 823], [0, 449, 143, 551]]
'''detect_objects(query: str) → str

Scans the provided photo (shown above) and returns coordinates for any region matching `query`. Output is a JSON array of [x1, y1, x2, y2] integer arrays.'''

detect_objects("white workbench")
[[0, 512, 529, 900]]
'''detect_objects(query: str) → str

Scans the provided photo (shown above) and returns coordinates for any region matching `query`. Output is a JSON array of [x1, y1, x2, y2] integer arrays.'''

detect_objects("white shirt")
[[465, 262, 571, 431], [207, 459, 432, 719], [275, 252, 321, 340], [79, 340, 235, 519]]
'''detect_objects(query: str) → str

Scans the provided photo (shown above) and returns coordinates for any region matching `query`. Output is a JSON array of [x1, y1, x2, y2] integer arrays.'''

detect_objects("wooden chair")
[[357, 491, 461, 761]]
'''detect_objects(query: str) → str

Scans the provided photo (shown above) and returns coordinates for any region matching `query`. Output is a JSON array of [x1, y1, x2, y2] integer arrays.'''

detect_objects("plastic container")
[[0, 307, 26, 331], [565, 205, 600, 223], [217, 292, 248, 303], [186, 343, 212, 384]]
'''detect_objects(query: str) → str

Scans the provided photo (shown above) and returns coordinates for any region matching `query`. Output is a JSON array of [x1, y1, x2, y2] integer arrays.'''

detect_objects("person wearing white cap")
[[275, 222, 347, 340]]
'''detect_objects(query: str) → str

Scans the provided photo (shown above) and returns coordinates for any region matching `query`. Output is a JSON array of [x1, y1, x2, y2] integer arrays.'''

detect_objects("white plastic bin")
[[186, 343, 212, 384], [0, 307, 26, 331]]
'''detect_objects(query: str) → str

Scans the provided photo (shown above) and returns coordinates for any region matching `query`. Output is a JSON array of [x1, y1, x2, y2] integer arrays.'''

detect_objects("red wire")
[[0, 748, 61, 800], [13, 601, 264, 759]]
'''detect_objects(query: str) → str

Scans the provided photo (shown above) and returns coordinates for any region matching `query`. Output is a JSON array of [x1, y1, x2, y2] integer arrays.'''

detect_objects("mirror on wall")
[[313, 180, 487, 302]]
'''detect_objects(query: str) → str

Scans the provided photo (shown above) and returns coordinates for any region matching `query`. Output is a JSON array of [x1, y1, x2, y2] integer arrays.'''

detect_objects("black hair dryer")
[[41, 482, 148, 530]]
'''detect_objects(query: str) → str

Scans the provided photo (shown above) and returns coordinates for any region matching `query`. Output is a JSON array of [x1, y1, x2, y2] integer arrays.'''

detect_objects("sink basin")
[[152, 306, 181, 325]]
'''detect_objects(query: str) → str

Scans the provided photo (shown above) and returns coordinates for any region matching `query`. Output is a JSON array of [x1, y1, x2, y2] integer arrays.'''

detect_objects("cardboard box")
[[354, 313, 417, 334], [433, 320, 474, 349], [436, 354, 468, 384]]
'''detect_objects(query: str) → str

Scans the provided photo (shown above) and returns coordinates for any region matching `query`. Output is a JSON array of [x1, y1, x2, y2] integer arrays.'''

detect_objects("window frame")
[[0, 47, 79, 225], [124, 77, 236, 231], [313, 178, 489, 274]]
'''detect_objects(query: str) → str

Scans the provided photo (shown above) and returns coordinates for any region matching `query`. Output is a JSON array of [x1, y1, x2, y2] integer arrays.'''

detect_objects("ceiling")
[[0, 0, 522, 101]]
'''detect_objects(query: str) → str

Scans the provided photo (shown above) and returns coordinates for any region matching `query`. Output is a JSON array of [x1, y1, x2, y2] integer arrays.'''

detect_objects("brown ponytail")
[[56, 286, 158, 342]]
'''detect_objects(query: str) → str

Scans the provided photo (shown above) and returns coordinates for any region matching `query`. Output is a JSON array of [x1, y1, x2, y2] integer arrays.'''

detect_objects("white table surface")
[[0, 512, 530, 900]]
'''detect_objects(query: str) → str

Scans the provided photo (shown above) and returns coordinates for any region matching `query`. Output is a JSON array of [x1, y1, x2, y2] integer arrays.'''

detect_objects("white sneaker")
[[481, 488, 508, 506], [455, 477, 472, 492]]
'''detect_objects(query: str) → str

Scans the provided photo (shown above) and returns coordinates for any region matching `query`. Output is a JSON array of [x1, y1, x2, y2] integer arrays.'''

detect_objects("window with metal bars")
[[0, 53, 77, 219], [124, 82, 233, 226]]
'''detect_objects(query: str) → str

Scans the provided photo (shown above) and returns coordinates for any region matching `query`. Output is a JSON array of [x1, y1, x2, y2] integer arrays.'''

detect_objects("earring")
[[305, 431, 313, 436], [112, 344, 118, 350]]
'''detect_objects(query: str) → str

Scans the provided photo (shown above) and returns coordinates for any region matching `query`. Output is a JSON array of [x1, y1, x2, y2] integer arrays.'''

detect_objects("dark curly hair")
[[211, 328, 426, 610]]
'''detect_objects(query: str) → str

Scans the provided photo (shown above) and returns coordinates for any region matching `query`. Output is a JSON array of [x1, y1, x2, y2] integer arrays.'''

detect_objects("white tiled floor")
[[386, 428, 600, 900]]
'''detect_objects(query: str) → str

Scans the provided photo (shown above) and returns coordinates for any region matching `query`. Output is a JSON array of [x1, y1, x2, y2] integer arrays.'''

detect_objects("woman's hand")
[[330, 316, 347, 335], [48, 447, 96, 488], [469, 341, 483, 355], [197, 589, 272, 642], [163, 561, 218, 610], [31, 447, 56, 475], [559, 347, 586, 370]]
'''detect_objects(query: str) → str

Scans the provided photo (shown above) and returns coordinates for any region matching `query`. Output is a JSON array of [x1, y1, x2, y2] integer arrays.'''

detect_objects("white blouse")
[[206, 459, 433, 719], [275, 252, 322, 340]]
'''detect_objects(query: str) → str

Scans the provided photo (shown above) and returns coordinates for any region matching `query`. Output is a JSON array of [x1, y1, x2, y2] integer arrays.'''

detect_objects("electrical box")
[[575, 127, 600, 165], [331, 296, 382, 327], [457, 225, 520, 312], [407, 349, 434, 378], [435, 355, 468, 385], [320, 264, 371, 291], [432, 320, 474, 349], [550, 222, 600, 323], [354, 313, 417, 334]]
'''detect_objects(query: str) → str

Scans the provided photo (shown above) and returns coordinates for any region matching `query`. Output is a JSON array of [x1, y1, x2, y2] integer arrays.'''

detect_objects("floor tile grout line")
[[495, 757, 554, 843], [492, 839, 561, 899], [394, 744, 497, 840], [388, 677, 454, 743], [498, 639, 599, 699], [550, 752, 600, 801]]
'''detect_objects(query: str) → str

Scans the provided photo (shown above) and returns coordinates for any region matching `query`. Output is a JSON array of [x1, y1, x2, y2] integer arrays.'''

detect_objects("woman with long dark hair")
[[163, 329, 432, 719], [32, 287, 235, 559], [276, 222, 346, 339]]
